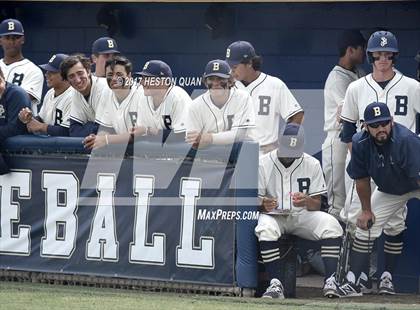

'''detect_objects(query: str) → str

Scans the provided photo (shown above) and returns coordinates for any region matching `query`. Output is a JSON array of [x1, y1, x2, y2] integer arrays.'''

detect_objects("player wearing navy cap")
[[185, 59, 255, 147], [18, 53, 73, 136], [0, 18, 44, 114], [137, 60, 190, 135], [336, 103, 420, 297], [256, 123, 343, 298], [225, 41, 303, 154], [91, 37, 120, 77], [61, 54, 108, 137]]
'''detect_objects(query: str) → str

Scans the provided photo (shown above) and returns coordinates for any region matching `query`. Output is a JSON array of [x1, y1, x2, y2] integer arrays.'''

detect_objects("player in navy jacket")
[[337, 102, 420, 297]]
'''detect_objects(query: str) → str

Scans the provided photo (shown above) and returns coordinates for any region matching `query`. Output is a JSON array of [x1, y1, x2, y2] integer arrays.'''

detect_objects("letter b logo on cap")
[[212, 62, 220, 71], [226, 48, 231, 58], [107, 39, 114, 48], [290, 137, 297, 147], [8, 22, 14, 31], [373, 106, 381, 116]]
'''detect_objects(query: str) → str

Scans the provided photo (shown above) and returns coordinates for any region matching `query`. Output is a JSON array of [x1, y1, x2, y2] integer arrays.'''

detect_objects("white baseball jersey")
[[258, 151, 327, 214], [137, 85, 191, 133], [322, 66, 363, 213], [95, 86, 143, 134], [236, 73, 303, 146], [341, 72, 420, 132], [324, 66, 363, 132], [38, 86, 73, 128], [70, 76, 108, 124], [186, 87, 255, 134], [0, 58, 44, 105]]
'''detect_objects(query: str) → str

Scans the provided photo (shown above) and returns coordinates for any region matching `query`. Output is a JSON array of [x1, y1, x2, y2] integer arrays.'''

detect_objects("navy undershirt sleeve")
[[69, 119, 99, 137], [340, 120, 357, 143], [47, 125, 70, 136]]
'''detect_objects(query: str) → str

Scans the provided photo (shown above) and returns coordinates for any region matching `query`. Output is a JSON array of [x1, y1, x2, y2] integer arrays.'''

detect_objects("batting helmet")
[[366, 31, 399, 64]]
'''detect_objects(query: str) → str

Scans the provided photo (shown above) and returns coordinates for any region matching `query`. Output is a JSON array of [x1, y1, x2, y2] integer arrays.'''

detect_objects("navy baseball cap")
[[0, 18, 24, 36], [277, 123, 305, 158], [203, 59, 231, 78], [39, 53, 68, 72], [139, 60, 173, 78], [92, 37, 120, 54], [363, 102, 392, 125], [225, 41, 256, 66]]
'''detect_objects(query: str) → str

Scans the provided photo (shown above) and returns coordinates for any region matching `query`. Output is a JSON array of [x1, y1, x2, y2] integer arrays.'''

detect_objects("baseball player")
[[337, 102, 420, 297], [137, 60, 191, 136], [60, 54, 108, 137], [322, 30, 366, 219], [185, 59, 255, 147], [256, 123, 343, 299], [225, 41, 303, 154], [18, 53, 72, 136], [339, 31, 420, 291], [84, 55, 141, 149], [0, 67, 31, 174], [0, 18, 44, 114], [91, 37, 120, 77]]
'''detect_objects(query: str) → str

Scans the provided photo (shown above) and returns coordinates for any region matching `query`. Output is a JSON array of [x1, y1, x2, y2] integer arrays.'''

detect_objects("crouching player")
[[256, 123, 343, 298]]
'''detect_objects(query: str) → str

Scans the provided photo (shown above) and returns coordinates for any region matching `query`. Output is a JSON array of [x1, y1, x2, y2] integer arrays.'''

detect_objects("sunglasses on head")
[[368, 120, 390, 129]]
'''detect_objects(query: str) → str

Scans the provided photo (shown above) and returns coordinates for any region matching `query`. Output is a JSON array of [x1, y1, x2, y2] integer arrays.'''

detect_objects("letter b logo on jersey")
[[107, 40, 114, 48], [395, 96, 408, 116], [373, 107, 381, 117], [212, 62, 220, 71], [297, 178, 310, 194], [8, 22, 14, 31], [258, 96, 271, 115]]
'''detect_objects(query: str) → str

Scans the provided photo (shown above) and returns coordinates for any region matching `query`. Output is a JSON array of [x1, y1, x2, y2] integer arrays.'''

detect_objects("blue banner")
[[0, 138, 259, 287]]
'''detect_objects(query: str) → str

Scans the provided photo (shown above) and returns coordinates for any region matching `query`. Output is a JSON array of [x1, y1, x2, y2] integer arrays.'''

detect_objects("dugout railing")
[[0, 135, 259, 296]]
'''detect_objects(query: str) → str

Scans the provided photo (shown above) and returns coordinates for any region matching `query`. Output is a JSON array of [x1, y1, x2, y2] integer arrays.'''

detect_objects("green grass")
[[1, 281, 420, 310]]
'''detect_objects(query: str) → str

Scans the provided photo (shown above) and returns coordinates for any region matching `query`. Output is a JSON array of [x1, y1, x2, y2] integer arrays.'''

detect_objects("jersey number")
[[394, 96, 408, 116], [258, 96, 271, 115], [297, 178, 310, 194], [162, 115, 172, 130], [12, 73, 24, 86]]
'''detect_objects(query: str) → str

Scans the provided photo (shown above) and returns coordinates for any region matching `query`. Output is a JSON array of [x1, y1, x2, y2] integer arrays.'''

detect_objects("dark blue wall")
[[3, 1, 420, 90]]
